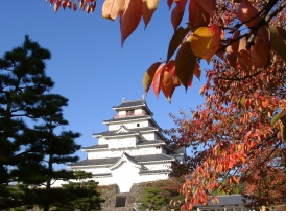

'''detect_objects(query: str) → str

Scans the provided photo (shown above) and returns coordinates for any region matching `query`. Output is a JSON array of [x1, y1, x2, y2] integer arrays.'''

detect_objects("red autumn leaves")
[[49, 0, 96, 13], [142, 59, 200, 102], [102, 0, 160, 46]]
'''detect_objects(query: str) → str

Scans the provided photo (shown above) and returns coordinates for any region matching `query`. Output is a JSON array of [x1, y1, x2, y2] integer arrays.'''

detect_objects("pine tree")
[[50, 171, 104, 211], [0, 36, 103, 210], [16, 93, 81, 210], [0, 35, 54, 208]]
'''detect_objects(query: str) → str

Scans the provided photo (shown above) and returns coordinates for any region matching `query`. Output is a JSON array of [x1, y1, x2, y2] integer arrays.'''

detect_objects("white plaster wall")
[[87, 146, 163, 159], [118, 110, 126, 116], [138, 120, 150, 127], [143, 163, 172, 170], [109, 125, 118, 131], [107, 119, 150, 130], [135, 108, 143, 115], [94, 163, 170, 192], [53, 164, 172, 192], [97, 137, 107, 144], [142, 133, 155, 140], [111, 162, 141, 192], [72, 167, 110, 174], [109, 137, 136, 148]]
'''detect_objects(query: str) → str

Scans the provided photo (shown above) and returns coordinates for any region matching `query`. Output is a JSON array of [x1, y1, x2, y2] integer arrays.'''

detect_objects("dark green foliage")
[[135, 179, 185, 211], [0, 35, 54, 186], [49, 171, 104, 211], [0, 36, 103, 211], [138, 187, 166, 211]]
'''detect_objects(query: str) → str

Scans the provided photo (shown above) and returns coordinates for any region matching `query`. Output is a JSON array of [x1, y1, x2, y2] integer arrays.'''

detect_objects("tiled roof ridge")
[[122, 99, 145, 103]]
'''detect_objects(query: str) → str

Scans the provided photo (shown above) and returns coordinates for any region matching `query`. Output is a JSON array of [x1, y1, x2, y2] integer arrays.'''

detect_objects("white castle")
[[67, 98, 187, 192]]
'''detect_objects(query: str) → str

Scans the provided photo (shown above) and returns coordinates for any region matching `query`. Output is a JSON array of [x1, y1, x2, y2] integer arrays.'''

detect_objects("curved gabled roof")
[[81, 140, 167, 152], [112, 99, 152, 114], [109, 152, 145, 170], [82, 144, 108, 150], [102, 115, 152, 124], [93, 127, 160, 137], [68, 153, 177, 168]]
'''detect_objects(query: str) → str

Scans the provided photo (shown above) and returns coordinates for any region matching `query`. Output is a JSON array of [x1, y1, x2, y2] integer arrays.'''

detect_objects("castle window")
[[126, 110, 134, 116], [137, 124, 140, 127]]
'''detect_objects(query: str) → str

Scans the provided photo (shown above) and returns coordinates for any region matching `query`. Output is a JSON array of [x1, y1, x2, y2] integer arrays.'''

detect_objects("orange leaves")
[[120, 0, 143, 46], [102, 0, 124, 21], [143, 57, 202, 101], [171, 0, 187, 31], [152, 63, 165, 97], [236, 0, 260, 28], [51, 0, 95, 12], [54, 0, 62, 12], [142, 62, 161, 94], [187, 24, 221, 64], [142, 0, 159, 29], [188, 0, 210, 29], [251, 26, 270, 68], [228, 176, 240, 185], [195, 0, 216, 16], [101, 0, 161, 46], [143, 61, 182, 102]]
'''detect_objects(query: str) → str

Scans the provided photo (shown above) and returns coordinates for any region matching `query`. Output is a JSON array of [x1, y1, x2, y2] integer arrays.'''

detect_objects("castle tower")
[[68, 98, 186, 192]]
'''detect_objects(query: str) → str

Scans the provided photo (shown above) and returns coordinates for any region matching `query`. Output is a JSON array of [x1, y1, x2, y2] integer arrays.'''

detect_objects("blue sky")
[[1, 1, 289, 171]]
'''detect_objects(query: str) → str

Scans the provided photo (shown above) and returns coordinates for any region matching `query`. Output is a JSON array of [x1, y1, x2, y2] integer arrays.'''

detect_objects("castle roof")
[[68, 153, 176, 167], [93, 127, 160, 137], [102, 115, 152, 123], [112, 99, 152, 114], [194, 195, 252, 207], [82, 140, 166, 150]]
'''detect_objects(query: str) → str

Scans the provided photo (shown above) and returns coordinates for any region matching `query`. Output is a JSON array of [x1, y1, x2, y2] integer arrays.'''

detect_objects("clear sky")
[[0, 1, 289, 171]]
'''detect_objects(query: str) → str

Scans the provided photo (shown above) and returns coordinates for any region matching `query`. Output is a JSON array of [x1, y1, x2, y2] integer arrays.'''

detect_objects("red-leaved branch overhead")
[[47, 0, 286, 209]]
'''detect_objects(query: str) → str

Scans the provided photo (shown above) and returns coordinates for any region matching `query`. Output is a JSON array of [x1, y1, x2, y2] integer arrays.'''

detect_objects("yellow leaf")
[[102, 0, 125, 21], [187, 24, 221, 63]]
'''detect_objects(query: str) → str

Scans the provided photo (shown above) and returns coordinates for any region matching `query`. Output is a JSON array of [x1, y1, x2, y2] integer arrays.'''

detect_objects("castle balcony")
[[114, 110, 148, 118]]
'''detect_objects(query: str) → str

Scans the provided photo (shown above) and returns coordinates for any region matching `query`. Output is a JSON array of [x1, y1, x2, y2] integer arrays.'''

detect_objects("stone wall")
[[96, 184, 119, 209]]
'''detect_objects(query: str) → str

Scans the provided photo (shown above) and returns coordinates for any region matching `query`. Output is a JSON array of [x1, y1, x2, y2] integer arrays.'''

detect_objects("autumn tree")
[[47, 0, 286, 210]]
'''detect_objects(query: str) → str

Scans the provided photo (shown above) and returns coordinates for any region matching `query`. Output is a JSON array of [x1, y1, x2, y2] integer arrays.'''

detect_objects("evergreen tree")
[[50, 171, 104, 211], [15, 93, 81, 210], [0, 36, 103, 211], [138, 187, 166, 211], [0, 35, 54, 208]]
